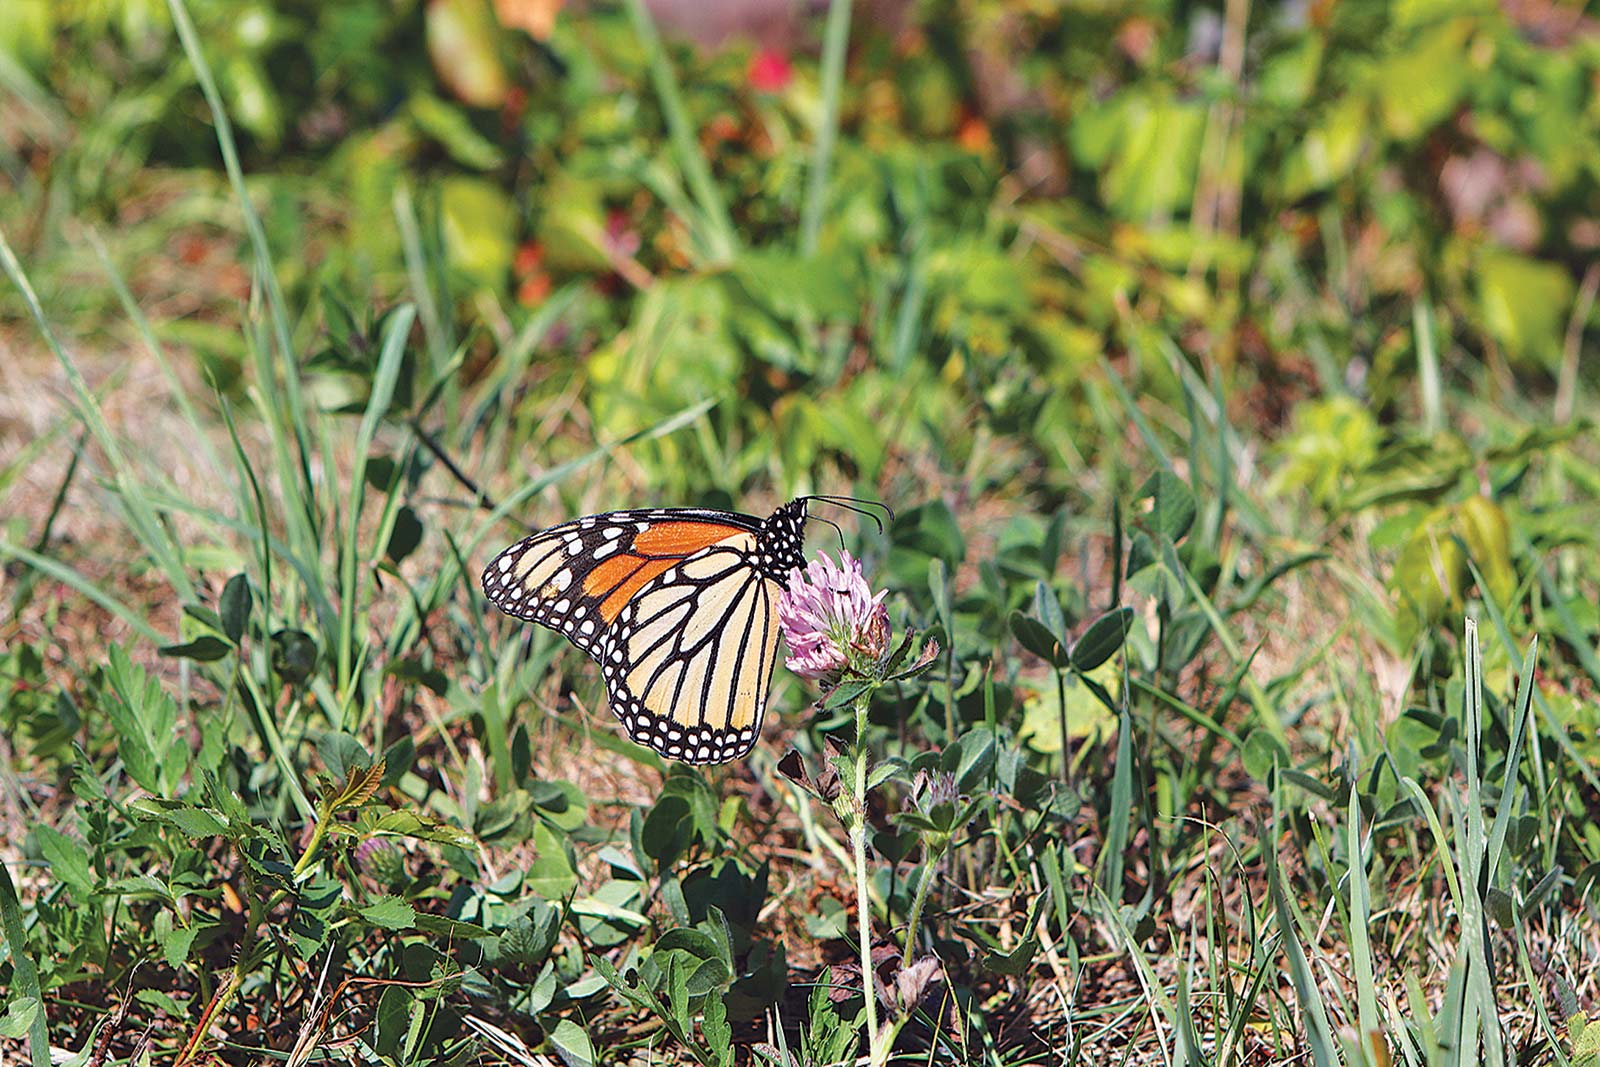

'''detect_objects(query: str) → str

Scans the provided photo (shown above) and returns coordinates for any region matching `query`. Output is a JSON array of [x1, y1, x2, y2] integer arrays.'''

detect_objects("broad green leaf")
[[425, 0, 510, 108], [1072, 607, 1134, 673], [547, 1019, 595, 1067], [158, 635, 232, 662], [359, 896, 418, 931], [34, 826, 93, 899], [1020, 663, 1119, 754], [219, 573, 252, 644], [1475, 249, 1574, 370], [1010, 612, 1070, 668], [439, 176, 517, 290], [159, 923, 202, 968], [1135, 471, 1195, 544]]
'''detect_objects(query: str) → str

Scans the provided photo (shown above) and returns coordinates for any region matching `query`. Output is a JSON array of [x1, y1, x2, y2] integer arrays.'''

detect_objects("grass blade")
[[801, 0, 853, 255], [336, 304, 417, 701], [165, 0, 313, 496], [623, 0, 737, 264], [1346, 784, 1382, 1064], [0, 223, 195, 600]]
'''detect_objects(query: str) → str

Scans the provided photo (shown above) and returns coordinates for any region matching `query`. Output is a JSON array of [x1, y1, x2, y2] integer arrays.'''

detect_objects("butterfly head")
[[758, 499, 810, 586]]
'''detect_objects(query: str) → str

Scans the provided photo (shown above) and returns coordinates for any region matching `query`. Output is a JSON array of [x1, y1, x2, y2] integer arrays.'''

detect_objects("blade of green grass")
[[1093, 884, 1173, 1067], [1346, 784, 1382, 1065], [801, 0, 854, 256], [394, 182, 451, 374], [623, 0, 737, 265], [165, 0, 313, 497], [85, 228, 231, 486], [0, 541, 164, 644], [0, 223, 195, 601], [336, 304, 416, 703], [1100, 707, 1134, 899], [1267, 837, 1339, 1067]]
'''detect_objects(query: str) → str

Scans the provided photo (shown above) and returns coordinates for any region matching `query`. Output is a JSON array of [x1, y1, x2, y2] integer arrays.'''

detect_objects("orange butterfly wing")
[[481, 509, 780, 762]]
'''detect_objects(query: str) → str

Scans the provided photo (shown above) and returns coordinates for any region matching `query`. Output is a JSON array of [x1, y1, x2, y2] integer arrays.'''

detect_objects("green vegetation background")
[[2, 0, 1599, 1064]]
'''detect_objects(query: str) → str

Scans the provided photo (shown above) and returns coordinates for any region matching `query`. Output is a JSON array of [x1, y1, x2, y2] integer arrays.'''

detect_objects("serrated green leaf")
[[359, 809, 477, 849], [702, 989, 733, 1065], [131, 799, 230, 840], [982, 938, 1039, 975], [105, 645, 183, 795], [34, 826, 94, 899], [159, 923, 202, 968]]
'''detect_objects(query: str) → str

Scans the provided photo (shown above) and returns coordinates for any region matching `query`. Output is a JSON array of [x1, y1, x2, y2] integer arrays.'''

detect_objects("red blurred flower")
[[748, 48, 793, 94]]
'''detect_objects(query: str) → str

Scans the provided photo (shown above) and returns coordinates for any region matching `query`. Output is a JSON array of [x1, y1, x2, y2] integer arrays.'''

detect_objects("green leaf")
[[526, 822, 578, 897], [666, 951, 691, 1029], [982, 937, 1040, 976], [386, 505, 424, 564], [819, 679, 875, 712], [1020, 663, 1119, 754], [34, 826, 93, 899], [219, 573, 252, 644], [359, 810, 477, 850], [104, 645, 182, 795], [409, 92, 505, 170], [1071, 607, 1134, 672], [0, 859, 49, 1066], [1010, 612, 1070, 668], [131, 798, 231, 839], [1240, 730, 1290, 784], [1032, 581, 1067, 642], [158, 635, 233, 662], [1475, 249, 1575, 370], [359, 896, 418, 931], [439, 176, 517, 290], [946, 728, 997, 793], [0, 998, 41, 1042], [1135, 471, 1196, 544], [702, 989, 734, 1066], [271, 629, 319, 685], [547, 1019, 595, 1067], [159, 923, 202, 968]]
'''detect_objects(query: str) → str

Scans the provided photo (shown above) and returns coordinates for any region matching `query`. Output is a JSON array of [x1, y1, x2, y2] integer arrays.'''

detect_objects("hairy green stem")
[[901, 852, 940, 970], [850, 692, 880, 1055]]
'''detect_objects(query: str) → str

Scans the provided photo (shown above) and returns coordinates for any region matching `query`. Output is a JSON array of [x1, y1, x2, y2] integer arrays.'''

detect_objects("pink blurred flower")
[[748, 48, 793, 94], [602, 210, 641, 260], [778, 549, 890, 686]]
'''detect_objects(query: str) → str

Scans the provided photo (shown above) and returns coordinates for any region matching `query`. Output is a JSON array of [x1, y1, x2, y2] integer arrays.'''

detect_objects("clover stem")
[[901, 848, 941, 970], [1056, 666, 1070, 782], [851, 691, 880, 1057]]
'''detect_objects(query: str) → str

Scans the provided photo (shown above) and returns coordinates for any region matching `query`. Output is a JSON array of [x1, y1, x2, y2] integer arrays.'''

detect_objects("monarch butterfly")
[[481, 496, 884, 764]]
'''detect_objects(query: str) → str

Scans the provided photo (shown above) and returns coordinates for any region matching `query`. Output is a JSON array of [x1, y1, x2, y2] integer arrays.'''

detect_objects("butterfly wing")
[[596, 541, 780, 763], [481, 509, 780, 762]]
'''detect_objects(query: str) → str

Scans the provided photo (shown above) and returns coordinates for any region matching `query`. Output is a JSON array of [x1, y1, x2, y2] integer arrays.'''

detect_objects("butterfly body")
[[481, 500, 809, 763]]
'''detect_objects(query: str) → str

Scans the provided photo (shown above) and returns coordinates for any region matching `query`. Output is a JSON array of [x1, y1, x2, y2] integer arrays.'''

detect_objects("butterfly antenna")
[[810, 513, 849, 553], [800, 495, 894, 535]]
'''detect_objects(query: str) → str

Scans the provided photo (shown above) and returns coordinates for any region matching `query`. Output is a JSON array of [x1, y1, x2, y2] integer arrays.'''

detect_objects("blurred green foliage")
[[4, 0, 1600, 1063]]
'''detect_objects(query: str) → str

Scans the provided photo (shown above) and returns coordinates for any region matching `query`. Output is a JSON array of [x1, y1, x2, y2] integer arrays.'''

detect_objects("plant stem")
[[1056, 666, 1070, 783], [850, 692, 880, 1056], [901, 852, 940, 970]]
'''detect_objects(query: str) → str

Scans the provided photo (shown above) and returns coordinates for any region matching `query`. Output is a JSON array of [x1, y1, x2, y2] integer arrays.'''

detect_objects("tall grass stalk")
[[623, 0, 737, 264], [802, 0, 854, 255]]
